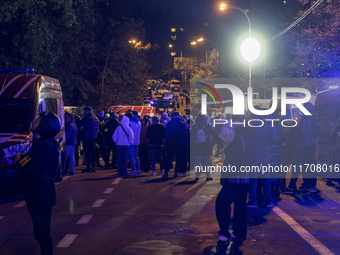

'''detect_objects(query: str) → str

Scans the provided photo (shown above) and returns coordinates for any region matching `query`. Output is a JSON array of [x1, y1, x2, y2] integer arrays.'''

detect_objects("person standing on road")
[[297, 102, 320, 194], [16, 112, 61, 255], [126, 112, 142, 175], [79, 107, 99, 172], [112, 116, 134, 177], [63, 112, 78, 176], [163, 112, 189, 178], [248, 109, 274, 208], [191, 114, 215, 182], [103, 113, 120, 169], [146, 116, 166, 175], [95, 110, 106, 168], [216, 123, 250, 253], [139, 117, 150, 173], [73, 115, 81, 171]]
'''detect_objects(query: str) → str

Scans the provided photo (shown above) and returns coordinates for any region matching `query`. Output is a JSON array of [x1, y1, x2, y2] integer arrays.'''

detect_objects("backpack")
[[196, 124, 207, 143]]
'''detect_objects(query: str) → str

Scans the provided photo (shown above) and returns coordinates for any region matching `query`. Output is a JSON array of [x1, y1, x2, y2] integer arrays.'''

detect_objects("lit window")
[[171, 52, 176, 56], [171, 28, 176, 32], [171, 36, 177, 40], [180, 28, 184, 32]]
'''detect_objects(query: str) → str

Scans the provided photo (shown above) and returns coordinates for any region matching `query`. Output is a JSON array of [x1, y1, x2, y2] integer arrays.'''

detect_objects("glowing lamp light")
[[240, 37, 261, 63], [220, 3, 227, 10]]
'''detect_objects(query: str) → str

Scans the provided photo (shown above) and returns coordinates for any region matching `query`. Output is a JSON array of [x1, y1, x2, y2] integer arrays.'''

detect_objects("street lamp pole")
[[220, 4, 261, 88]]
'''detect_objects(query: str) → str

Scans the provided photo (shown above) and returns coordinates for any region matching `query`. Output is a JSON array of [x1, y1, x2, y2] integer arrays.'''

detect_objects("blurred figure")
[[139, 117, 150, 173], [161, 112, 169, 127], [296, 102, 320, 194], [126, 112, 141, 175], [216, 122, 249, 253], [282, 125, 300, 194], [146, 116, 166, 175], [64, 112, 78, 176], [191, 114, 215, 182], [163, 112, 189, 178], [79, 107, 99, 172], [73, 115, 82, 171], [16, 112, 61, 255], [112, 116, 134, 177], [95, 114, 105, 168], [248, 109, 274, 208], [219, 115, 235, 157], [96, 110, 104, 122], [269, 113, 284, 197], [103, 113, 120, 169]]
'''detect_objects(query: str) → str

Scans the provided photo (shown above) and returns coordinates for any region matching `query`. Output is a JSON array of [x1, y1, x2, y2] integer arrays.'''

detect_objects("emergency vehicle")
[[107, 105, 156, 118], [0, 69, 65, 182]]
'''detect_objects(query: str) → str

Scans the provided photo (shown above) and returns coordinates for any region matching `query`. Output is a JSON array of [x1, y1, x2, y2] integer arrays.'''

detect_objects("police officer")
[[16, 112, 61, 255]]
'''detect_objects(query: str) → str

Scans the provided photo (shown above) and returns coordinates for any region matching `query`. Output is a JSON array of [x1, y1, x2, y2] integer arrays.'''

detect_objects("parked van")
[[0, 69, 65, 179]]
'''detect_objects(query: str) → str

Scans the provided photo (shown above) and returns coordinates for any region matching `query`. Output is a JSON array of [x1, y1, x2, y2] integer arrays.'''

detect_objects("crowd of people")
[[61, 103, 334, 252]]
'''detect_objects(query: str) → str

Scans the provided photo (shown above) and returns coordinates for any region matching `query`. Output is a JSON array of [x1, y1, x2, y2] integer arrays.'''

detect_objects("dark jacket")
[[300, 115, 320, 147], [18, 138, 60, 204], [79, 113, 99, 141], [191, 116, 215, 156], [104, 118, 120, 141], [331, 123, 340, 147], [65, 121, 78, 146], [146, 123, 166, 146], [165, 117, 189, 146], [221, 127, 250, 191], [253, 120, 274, 161], [140, 123, 150, 145]]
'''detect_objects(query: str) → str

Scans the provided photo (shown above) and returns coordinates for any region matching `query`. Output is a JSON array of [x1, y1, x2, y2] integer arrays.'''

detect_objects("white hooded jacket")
[[112, 116, 134, 146]]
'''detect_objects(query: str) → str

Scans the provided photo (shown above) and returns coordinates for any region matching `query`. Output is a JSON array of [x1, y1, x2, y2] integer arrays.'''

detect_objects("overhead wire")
[[267, 0, 324, 43]]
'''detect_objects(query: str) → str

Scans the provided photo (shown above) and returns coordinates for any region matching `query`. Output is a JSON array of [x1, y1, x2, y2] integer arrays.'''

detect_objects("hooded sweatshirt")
[[130, 116, 141, 145], [112, 116, 134, 146]]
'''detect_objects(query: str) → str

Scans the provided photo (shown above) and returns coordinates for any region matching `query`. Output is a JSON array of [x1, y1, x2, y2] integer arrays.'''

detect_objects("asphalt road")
[[1, 162, 340, 255]]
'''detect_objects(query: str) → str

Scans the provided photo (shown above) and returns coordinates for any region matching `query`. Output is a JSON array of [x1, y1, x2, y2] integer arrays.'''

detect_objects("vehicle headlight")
[[8, 141, 31, 156]]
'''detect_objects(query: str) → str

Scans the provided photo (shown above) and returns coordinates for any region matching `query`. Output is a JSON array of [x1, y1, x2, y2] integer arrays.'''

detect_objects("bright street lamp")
[[240, 37, 261, 63], [219, 3, 261, 88]]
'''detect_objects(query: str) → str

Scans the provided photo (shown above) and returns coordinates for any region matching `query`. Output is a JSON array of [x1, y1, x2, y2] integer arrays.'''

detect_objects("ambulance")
[[0, 69, 65, 183]]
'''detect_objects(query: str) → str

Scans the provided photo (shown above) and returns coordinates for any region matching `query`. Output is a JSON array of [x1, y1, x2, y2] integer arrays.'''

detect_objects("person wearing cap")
[[16, 112, 61, 255], [79, 107, 99, 172], [112, 116, 134, 177]]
